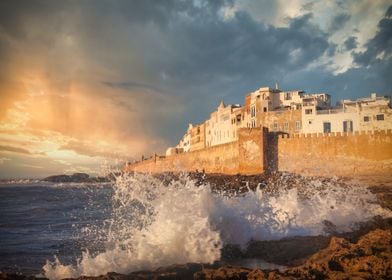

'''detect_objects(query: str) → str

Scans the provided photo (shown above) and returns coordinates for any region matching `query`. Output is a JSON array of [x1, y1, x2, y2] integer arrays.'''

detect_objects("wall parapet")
[[279, 129, 391, 139], [277, 129, 392, 177]]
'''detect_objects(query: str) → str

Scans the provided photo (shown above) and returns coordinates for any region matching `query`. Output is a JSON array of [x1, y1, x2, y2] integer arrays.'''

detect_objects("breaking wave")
[[43, 172, 391, 279]]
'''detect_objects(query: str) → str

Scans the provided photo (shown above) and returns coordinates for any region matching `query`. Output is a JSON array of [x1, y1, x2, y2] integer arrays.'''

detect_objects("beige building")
[[189, 123, 206, 151]]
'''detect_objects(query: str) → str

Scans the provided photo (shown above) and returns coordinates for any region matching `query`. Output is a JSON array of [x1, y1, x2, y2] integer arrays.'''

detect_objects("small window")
[[323, 122, 331, 133], [363, 116, 370, 122], [305, 109, 313, 115], [251, 119, 256, 128], [295, 121, 301, 131], [273, 122, 278, 131], [343, 120, 353, 132], [283, 122, 289, 132], [308, 120, 312, 125], [251, 106, 256, 118], [263, 107, 267, 112], [376, 114, 384, 121]]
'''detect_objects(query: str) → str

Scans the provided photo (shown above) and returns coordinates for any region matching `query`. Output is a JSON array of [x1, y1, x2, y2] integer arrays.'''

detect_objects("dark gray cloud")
[[353, 6, 392, 67], [329, 13, 351, 32], [344, 36, 358, 50]]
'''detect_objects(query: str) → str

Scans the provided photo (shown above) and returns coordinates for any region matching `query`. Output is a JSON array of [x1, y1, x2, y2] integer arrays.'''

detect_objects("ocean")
[[0, 173, 390, 279], [0, 182, 112, 275]]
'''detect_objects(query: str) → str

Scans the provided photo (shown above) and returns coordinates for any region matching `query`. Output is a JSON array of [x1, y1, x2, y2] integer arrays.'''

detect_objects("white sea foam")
[[43, 172, 391, 279]]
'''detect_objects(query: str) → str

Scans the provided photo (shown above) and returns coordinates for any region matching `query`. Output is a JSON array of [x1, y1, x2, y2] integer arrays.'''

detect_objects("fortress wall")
[[277, 130, 392, 177], [125, 128, 391, 179], [125, 128, 265, 175]]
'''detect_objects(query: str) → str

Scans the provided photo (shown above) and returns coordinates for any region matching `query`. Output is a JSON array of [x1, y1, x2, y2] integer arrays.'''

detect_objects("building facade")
[[302, 93, 391, 134], [166, 86, 392, 155]]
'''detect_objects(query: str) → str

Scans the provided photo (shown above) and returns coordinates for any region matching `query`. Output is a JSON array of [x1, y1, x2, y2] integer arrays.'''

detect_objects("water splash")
[[43, 172, 391, 279]]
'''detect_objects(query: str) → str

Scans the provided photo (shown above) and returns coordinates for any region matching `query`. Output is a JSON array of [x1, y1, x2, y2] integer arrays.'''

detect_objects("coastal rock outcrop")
[[42, 173, 109, 183], [1, 228, 390, 280]]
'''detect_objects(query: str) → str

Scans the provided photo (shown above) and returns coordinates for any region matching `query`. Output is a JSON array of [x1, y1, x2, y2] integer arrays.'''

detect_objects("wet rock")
[[246, 269, 267, 280], [194, 265, 251, 280], [284, 229, 392, 279], [245, 235, 331, 265]]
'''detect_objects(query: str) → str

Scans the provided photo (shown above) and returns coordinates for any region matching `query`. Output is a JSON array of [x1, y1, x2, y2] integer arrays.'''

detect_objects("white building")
[[176, 124, 192, 152], [301, 93, 391, 134], [205, 101, 244, 147]]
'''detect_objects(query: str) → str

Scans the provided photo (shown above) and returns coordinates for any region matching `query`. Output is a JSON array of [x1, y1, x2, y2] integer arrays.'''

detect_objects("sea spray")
[[44, 173, 222, 279], [43, 172, 391, 279]]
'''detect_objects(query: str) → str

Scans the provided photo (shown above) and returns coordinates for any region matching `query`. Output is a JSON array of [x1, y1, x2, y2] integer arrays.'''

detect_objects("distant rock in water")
[[42, 173, 109, 183]]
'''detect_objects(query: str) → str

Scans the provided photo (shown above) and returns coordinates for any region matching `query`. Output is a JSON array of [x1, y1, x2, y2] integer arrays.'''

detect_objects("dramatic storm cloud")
[[0, 0, 391, 178]]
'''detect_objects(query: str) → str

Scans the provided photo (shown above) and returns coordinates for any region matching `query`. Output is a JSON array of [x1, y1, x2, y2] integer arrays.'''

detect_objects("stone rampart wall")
[[277, 130, 392, 177], [125, 128, 392, 179], [125, 128, 265, 174]]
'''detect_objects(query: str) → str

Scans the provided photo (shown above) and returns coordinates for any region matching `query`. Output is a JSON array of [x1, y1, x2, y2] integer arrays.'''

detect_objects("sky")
[[0, 0, 391, 178]]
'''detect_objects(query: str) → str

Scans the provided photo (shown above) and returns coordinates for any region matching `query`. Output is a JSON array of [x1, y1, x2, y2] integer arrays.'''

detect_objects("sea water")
[[0, 173, 390, 279]]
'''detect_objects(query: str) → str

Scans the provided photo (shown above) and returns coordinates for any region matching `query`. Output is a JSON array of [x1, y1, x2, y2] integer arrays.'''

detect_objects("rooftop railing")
[[317, 108, 345, 115]]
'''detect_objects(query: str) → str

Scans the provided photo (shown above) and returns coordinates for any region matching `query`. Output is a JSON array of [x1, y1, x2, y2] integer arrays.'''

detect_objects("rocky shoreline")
[[1, 225, 391, 279], [3, 171, 390, 280]]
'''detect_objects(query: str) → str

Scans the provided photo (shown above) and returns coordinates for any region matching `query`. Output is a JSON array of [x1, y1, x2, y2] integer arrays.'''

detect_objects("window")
[[363, 116, 370, 122], [283, 122, 289, 132], [376, 114, 384, 121], [251, 106, 256, 118], [251, 119, 256, 128], [284, 92, 292, 100], [323, 122, 331, 133], [295, 121, 301, 131], [343, 120, 353, 132], [273, 121, 278, 131], [263, 107, 267, 112], [305, 109, 313, 115]]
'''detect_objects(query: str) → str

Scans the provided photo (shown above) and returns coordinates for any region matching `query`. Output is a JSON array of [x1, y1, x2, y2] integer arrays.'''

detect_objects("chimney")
[[275, 82, 279, 90]]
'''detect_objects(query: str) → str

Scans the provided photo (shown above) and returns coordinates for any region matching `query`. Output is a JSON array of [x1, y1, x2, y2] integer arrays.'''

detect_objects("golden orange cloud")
[[0, 72, 172, 178]]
